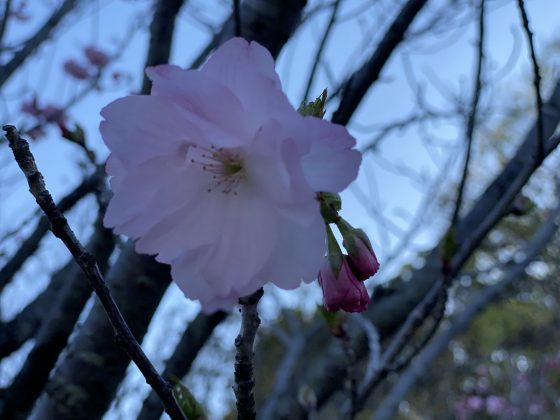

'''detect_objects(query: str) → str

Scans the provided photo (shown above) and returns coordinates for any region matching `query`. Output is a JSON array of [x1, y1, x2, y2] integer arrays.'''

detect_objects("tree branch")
[[2, 125, 185, 420], [301, 0, 342, 103], [0, 211, 115, 419], [372, 201, 560, 420], [0, 166, 104, 293], [332, 0, 428, 125], [234, 287, 264, 420], [0, 0, 80, 89], [516, 0, 545, 162], [451, 0, 485, 226], [138, 310, 228, 420]]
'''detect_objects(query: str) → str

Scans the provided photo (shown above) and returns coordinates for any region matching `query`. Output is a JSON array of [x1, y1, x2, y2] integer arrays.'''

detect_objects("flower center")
[[189, 145, 245, 195]]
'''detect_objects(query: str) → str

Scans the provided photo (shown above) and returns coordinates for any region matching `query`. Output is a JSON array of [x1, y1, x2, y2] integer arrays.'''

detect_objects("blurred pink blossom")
[[84, 45, 109, 67], [466, 396, 483, 411], [63, 59, 91, 80], [100, 38, 361, 312], [486, 395, 507, 415]]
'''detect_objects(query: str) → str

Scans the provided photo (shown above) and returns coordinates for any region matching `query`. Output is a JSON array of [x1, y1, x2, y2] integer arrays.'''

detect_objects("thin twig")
[[0, 165, 104, 292], [0, 0, 80, 89], [234, 0, 242, 37], [516, 0, 545, 162], [451, 0, 485, 226], [2, 125, 185, 420], [373, 201, 560, 420], [234, 287, 264, 420], [301, 0, 342, 103], [0, 0, 12, 55]]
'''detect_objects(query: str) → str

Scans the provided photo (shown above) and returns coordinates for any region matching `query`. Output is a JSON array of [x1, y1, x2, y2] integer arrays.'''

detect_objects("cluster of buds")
[[21, 97, 68, 140], [299, 90, 379, 313], [317, 192, 379, 313], [63, 45, 110, 80]]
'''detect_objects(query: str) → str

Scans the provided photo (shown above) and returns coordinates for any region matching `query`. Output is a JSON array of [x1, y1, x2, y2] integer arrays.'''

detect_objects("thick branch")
[[332, 0, 428, 125], [0, 212, 115, 420], [140, 0, 187, 94], [234, 288, 264, 420], [2, 126, 184, 420]]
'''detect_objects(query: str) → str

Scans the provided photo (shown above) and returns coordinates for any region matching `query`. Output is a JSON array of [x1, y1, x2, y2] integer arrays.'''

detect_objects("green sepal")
[[317, 304, 346, 336], [61, 123, 85, 146], [298, 88, 328, 118], [170, 374, 206, 420], [325, 224, 343, 273], [317, 192, 341, 224]]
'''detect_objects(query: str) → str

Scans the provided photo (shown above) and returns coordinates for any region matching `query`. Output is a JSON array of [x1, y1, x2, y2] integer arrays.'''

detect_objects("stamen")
[[189, 144, 245, 194]]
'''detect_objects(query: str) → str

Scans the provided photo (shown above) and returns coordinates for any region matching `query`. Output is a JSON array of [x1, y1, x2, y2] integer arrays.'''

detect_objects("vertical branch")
[[516, 0, 545, 162], [234, 0, 242, 37], [451, 0, 485, 226], [301, 0, 342, 103], [2, 126, 185, 420], [0, 0, 12, 54], [234, 287, 264, 420]]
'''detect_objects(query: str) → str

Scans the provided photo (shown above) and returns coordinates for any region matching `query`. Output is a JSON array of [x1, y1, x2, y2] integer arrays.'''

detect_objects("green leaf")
[[170, 375, 206, 420], [298, 88, 328, 118]]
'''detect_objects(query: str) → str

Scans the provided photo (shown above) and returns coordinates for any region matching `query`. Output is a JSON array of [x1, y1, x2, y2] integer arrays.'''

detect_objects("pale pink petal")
[[146, 65, 249, 140], [298, 117, 361, 192]]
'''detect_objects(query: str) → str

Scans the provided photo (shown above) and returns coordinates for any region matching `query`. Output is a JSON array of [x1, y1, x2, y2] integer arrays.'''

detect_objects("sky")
[[0, 0, 559, 418]]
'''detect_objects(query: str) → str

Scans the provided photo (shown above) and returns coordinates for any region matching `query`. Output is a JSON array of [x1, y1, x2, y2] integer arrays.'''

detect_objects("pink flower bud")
[[63, 59, 91, 80], [318, 257, 370, 312], [42, 104, 67, 126], [84, 46, 109, 67], [21, 97, 41, 116], [338, 221, 380, 281]]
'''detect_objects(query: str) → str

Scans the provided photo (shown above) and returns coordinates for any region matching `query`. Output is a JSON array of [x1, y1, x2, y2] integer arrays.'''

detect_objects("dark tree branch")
[[269, 79, 560, 418], [301, 0, 342, 103], [138, 310, 228, 420], [332, 0, 429, 125], [0, 0, 12, 55], [0, 211, 115, 420], [373, 201, 560, 420], [451, 0, 485, 226], [516, 0, 545, 162], [234, 0, 242, 37], [2, 126, 184, 420], [0, 0, 80, 89], [234, 288, 264, 420], [141, 0, 187, 94], [0, 166, 104, 293]]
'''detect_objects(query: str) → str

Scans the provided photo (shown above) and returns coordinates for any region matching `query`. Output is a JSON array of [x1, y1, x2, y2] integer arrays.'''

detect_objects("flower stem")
[[234, 287, 264, 420]]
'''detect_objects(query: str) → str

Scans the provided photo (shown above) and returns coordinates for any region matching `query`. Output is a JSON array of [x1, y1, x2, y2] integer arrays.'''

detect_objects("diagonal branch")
[[0, 0, 80, 89], [2, 125, 185, 420], [372, 201, 560, 420], [332, 0, 429, 125], [0, 166, 104, 293], [516, 0, 545, 162]]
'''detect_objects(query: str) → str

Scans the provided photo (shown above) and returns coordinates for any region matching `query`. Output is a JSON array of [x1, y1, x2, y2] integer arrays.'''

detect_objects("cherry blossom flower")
[[101, 38, 361, 312], [84, 45, 109, 67], [63, 59, 91, 80]]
